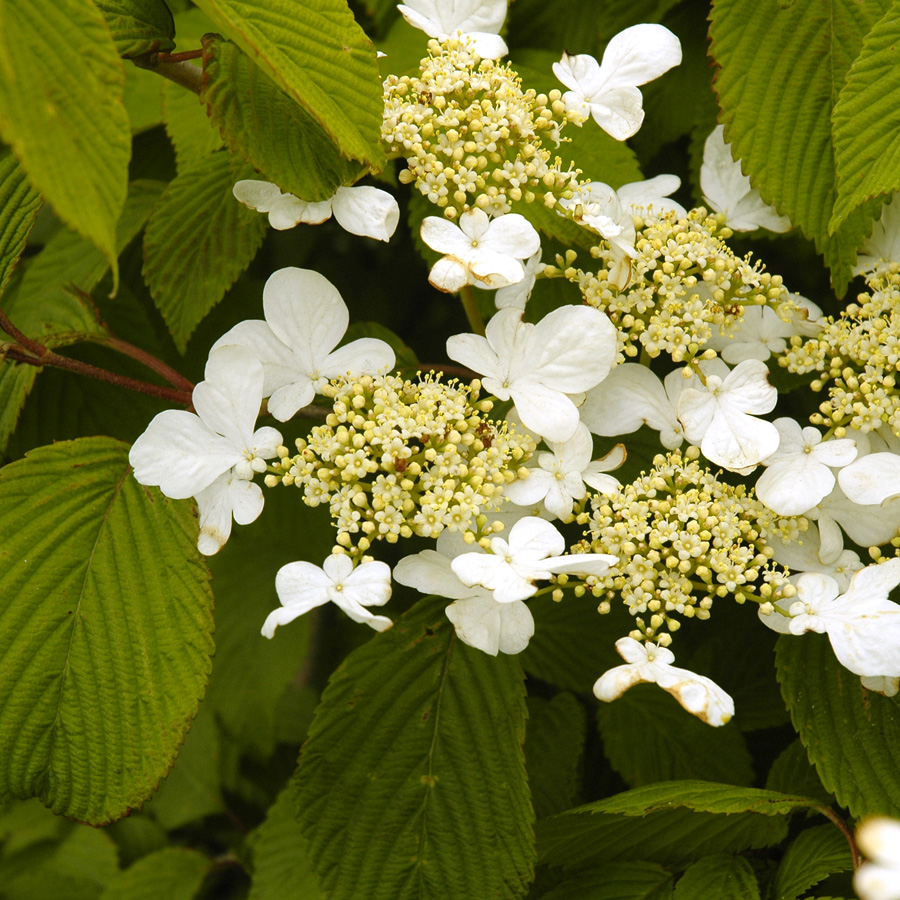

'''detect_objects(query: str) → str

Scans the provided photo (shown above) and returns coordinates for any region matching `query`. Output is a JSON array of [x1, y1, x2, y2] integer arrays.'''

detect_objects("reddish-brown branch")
[[814, 803, 861, 868], [92, 335, 195, 392], [157, 49, 203, 63]]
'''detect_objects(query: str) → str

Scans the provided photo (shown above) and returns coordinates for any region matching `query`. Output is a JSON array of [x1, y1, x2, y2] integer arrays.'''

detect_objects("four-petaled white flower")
[[233, 180, 400, 242], [759, 560, 900, 678], [593, 637, 735, 726], [397, 0, 508, 59], [504, 422, 625, 520], [447, 305, 617, 442], [617, 174, 687, 220], [263, 554, 393, 636], [451, 516, 616, 604], [129, 345, 283, 555], [213, 267, 395, 421], [706, 301, 823, 364], [855, 193, 900, 276], [552, 24, 682, 140], [421, 208, 541, 292], [770, 522, 863, 591], [700, 126, 791, 233], [856, 817, 900, 900]]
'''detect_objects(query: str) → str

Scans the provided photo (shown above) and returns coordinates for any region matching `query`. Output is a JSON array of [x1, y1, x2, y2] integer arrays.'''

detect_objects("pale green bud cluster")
[[381, 37, 583, 220], [574, 208, 788, 362], [780, 269, 900, 436], [580, 447, 801, 640], [267, 373, 535, 556]]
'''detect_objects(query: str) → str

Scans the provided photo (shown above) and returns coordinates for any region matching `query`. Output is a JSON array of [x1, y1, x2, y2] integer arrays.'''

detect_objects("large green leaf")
[[163, 80, 223, 172], [0, 437, 214, 823], [672, 854, 759, 900], [831, 0, 900, 228], [95, 0, 176, 58], [99, 848, 210, 900], [776, 632, 900, 818], [539, 861, 676, 900], [201, 36, 365, 201], [294, 595, 534, 900], [190, 0, 385, 167], [0, 0, 131, 283], [708, 0, 889, 293], [0, 150, 41, 300], [770, 824, 852, 900], [142, 150, 267, 351]]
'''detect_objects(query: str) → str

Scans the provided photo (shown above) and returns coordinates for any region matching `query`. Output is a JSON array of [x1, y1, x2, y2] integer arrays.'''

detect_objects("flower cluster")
[[267, 373, 535, 554], [382, 37, 581, 219], [781, 269, 900, 436], [581, 447, 801, 640]]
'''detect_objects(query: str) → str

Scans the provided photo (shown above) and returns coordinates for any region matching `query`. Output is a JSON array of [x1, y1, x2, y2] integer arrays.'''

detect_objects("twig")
[[132, 53, 203, 95]]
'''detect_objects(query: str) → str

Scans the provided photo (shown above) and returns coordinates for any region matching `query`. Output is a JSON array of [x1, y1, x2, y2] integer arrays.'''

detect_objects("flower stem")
[[813, 803, 860, 868], [459, 285, 486, 336], [131, 53, 202, 94], [87, 334, 195, 391]]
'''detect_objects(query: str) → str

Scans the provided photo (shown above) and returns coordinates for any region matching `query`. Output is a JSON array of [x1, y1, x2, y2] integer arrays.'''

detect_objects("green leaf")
[[672, 854, 759, 900], [765, 740, 834, 807], [539, 861, 675, 900], [771, 824, 852, 900], [0, 150, 41, 300], [123, 63, 165, 133], [99, 848, 210, 900], [0, 438, 214, 823], [95, 0, 176, 58], [200, 36, 365, 201], [190, 0, 385, 168], [708, 0, 889, 293], [294, 595, 534, 900], [248, 784, 323, 900], [0, 0, 131, 285], [142, 150, 267, 351], [163, 80, 223, 172], [596, 683, 754, 788], [831, 0, 900, 229], [776, 632, 900, 818]]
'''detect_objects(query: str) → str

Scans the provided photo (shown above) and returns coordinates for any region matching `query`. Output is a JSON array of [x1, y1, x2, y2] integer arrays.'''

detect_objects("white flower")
[[504, 423, 624, 520], [700, 126, 792, 232], [861, 676, 900, 698], [552, 24, 682, 140], [855, 193, 900, 276], [617, 174, 687, 219], [770, 522, 862, 590], [707, 301, 822, 364], [755, 418, 857, 516], [856, 817, 900, 900], [397, 0, 508, 59], [811, 482, 900, 554], [421, 208, 541, 292], [494, 250, 543, 310], [676, 358, 779, 470], [262, 555, 392, 637], [451, 516, 616, 603], [759, 560, 900, 678], [129, 345, 283, 554], [593, 637, 734, 726], [446, 305, 618, 442], [233, 180, 400, 242], [213, 267, 395, 421], [839, 452, 900, 506]]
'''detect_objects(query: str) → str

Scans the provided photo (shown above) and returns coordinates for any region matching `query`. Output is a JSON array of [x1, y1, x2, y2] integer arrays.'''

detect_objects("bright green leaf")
[[163, 80, 223, 172], [95, 0, 176, 58], [672, 854, 759, 900], [100, 848, 210, 900], [0, 149, 41, 300], [771, 824, 852, 900], [0, 437, 214, 823], [540, 861, 675, 900], [708, 0, 889, 293], [831, 1, 900, 229], [776, 632, 900, 818], [294, 595, 534, 900], [0, 0, 131, 284], [123, 63, 165, 132], [201, 36, 365, 201], [190, 0, 385, 167], [142, 150, 267, 351]]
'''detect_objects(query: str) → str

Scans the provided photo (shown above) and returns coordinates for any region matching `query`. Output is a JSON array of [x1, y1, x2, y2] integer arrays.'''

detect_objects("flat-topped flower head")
[[397, 0, 508, 58], [213, 267, 396, 421]]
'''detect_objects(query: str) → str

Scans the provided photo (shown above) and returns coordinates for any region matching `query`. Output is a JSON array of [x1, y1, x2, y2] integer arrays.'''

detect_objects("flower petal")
[[331, 185, 400, 241]]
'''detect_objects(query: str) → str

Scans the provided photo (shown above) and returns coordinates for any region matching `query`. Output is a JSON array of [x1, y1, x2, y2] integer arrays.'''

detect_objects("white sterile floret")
[[262, 554, 393, 637], [451, 516, 616, 604], [856, 817, 900, 900], [552, 24, 682, 140], [755, 418, 857, 516], [129, 345, 283, 555], [494, 251, 543, 310], [770, 522, 862, 590], [759, 560, 900, 678], [855, 193, 900, 277], [811, 483, 900, 558], [397, 0, 508, 59], [504, 422, 625, 520], [446, 305, 618, 442], [707, 301, 822, 364], [233, 180, 399, 241], [676, 358, 779, 470], [839, 452, 900, 506], [700, 126, 792, 233], [421, 208, 541, 292], [213, 267, 395, 422], [593, 637, 734, 726], [616, 175, 687, 220]]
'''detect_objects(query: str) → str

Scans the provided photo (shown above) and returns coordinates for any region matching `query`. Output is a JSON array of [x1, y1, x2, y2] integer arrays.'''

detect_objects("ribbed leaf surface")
[[191, 0, 385, 167], [0, 438, 214, 823], [201, 36, 365, 201], [540, 861, 675, 900], [100, 848, 210, 900], [708, 0, 889, 293], [771, 824, 852, 900], [95, 0, 175, 58], [831, 0, 900, 228], [0, 150, 41, 300], [672, 854, 759, 900], [163, 81, 223, 173], [0, 0, 130, 282], [143, 151, 266, 351], [776, 633, 900, 817], [294, 596, 534, 900]]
